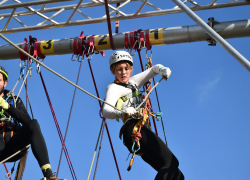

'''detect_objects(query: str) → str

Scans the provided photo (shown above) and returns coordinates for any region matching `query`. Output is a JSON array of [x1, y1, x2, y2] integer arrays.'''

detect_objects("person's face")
[[112, 62, 132, 84], [0, 73, 7, 97]]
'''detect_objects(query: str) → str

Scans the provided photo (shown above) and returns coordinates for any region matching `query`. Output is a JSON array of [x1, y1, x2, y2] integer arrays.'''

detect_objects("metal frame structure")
[[0, 0, 250, 179], [0, 0, 249, 34]]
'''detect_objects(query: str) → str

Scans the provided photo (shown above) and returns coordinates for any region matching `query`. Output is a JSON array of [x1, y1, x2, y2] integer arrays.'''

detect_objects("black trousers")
[[123, 119, 184, 180], [0, 119, 50, 167]]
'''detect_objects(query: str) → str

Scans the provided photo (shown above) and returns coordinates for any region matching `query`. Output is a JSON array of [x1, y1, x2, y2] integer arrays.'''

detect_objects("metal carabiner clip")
[[131, 140, 140, 153], [146, 49, 152, 60], [78, 54, 84, 62], [36, 63, 41, 74], [71, 54, 79, 61], [87, 54, 94, 61]]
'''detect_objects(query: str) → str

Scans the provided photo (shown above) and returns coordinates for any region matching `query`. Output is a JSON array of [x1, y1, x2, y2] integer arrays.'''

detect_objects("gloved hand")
[[160, 67, 171, 80], [0, 97, 9, 110], [124, 107, 137, 118]]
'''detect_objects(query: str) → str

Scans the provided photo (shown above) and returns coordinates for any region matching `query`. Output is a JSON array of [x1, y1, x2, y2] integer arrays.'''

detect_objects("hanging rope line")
[[87, 120, 104, 180], [0, 33, 127, 114], [135, 77, 163, 110], [92, 120, 105, 180], [14, 149, 29, 180], [39, 71, 77, 180], [115, 3, 120, 33], [152, 77, 168, 145], [87, 60, 122, 180], [137, 49, 158, 135], [56, 56, 84, 178], [23, 76, 34, 119], [104, 0, 115, 50], [3, 163, 12, 180]]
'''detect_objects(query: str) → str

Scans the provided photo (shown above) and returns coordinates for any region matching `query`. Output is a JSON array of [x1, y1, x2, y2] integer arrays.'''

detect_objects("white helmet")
[[109, 51, 133, 66]]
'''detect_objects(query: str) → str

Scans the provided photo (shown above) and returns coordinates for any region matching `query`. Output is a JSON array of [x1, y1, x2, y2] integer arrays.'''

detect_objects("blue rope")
[[131, 140, 140, 153]]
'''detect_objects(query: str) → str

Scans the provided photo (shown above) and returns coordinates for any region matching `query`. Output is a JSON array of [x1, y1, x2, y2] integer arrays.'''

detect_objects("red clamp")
[[18, 38, 29, 61], [19, 36, 45, 61], [34, 41, 46, 59], [73, 31, 87, 56], [130, 30, 136, 49], [86, 35, 105, 58], [145, 29, 151, 50]]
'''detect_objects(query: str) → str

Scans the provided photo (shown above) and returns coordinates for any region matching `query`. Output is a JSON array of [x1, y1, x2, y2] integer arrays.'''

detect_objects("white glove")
[[160, 67, 171, 80], [124, 107, 137, 117]]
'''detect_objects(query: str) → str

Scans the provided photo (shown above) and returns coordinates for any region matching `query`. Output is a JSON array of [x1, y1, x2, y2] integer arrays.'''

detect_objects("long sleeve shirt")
[[103, 64, 164, 122]]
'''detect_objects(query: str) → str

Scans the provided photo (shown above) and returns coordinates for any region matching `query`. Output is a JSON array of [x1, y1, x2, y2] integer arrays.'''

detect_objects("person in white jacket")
[[103, 51, 184, 180]]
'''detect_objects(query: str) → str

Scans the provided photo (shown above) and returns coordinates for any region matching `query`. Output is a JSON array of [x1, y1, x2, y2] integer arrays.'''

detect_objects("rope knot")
[[134, 131, 142, 142]]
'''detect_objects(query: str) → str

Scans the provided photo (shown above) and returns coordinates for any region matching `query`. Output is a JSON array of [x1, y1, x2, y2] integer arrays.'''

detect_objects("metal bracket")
[[206, 17, 220, 46]]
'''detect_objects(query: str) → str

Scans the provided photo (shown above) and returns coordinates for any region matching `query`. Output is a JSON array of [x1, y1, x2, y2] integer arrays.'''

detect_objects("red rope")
[[104, 0, 115, 50], [115, 3, 120, 34], [56, 59, 83, 177], [137, 49, 158, 136], [3, 163, 12, 180], [87, 60, 122, 180], [39, 71, 77, 180]]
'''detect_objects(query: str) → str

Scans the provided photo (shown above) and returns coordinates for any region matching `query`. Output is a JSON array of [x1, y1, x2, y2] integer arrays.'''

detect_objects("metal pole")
[[172, 0, 250, 72]]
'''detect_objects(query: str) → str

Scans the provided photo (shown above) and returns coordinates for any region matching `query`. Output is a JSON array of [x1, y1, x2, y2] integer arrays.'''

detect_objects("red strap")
[[129, 31, 135, 49], [73, 37, 78, 55], [87, 35, 95, 54], [77, 36, 85, 56], [140, 30, 145, 48], [124, 33, 129, 49], [23, 43, 28, 60], [145, 29, 151, 50], [34, 41, 39, 57], [19, 43, 25, 61], [37, 41, 46, 59]]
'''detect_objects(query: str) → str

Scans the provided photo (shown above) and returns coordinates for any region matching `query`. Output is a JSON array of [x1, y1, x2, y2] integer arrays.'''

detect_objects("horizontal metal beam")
[[0, 0, 72, 11], [0, 1, 249, 34], [0, 19, 249, 60]]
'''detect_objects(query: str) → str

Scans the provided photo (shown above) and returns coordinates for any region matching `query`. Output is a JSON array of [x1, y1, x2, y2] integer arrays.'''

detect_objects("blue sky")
[[0, 0, 250, 180]]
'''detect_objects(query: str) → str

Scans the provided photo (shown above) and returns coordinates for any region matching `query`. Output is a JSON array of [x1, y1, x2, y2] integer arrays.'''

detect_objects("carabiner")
[[87, 54, 94, 61], [36, 63, 41, 74], [20, 66, 25, 77], [78, 54, 84, 62], [146, 49, 152, 60], [71, 54, 78, 61], [131, 140, 140, 153]]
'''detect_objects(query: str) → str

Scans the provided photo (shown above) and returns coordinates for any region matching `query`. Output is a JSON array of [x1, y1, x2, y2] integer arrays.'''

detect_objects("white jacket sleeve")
[[102, 84, 123, 119], [131, 64, 164, 88]]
